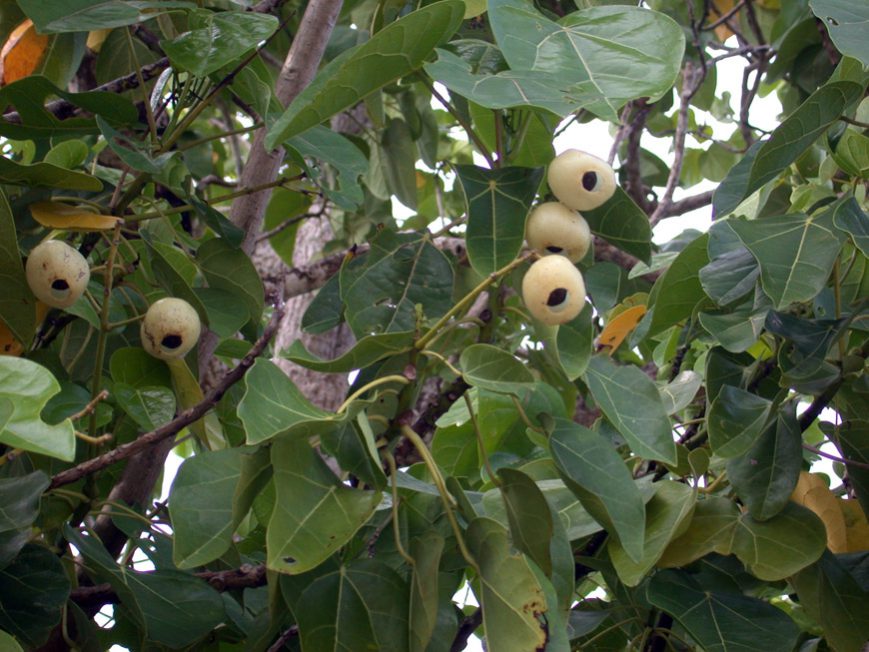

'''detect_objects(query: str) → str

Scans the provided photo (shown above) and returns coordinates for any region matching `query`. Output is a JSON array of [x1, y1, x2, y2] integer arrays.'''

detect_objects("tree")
[[0, 0, 866, 650]]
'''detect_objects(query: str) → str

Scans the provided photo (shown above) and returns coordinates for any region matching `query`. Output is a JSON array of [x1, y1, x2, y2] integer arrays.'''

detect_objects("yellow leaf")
[[596, 305, 647, 354], [839, 500, 869, 553], [86, 29, 111, 53], [710, 0, 736, 42], [791, 472, 847, 553], [0, 19, 48, 86], [30, 202, 120, 231]]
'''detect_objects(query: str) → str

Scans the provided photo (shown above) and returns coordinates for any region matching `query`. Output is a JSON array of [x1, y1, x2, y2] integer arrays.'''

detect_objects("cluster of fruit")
[[24, 240, 200, 361], [521, 150, 616, 325]]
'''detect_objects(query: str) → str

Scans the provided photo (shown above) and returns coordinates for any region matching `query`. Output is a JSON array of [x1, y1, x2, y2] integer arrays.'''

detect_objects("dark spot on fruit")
[[582, 171, 597, 191], [546, 246, 563, 253], [51, 279, 69, 291], [547, 288, 567, 306], [161, 334, 183, 349]]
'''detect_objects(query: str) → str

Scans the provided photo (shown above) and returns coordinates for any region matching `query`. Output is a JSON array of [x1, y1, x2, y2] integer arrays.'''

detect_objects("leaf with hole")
[[267, 437, 380, 574]]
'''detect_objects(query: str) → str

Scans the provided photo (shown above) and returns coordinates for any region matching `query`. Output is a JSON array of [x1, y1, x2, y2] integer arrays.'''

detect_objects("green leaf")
[[169, 448, 244, 569], [0, 76, 136, 141], [647, 570, 800, 652], [340, 231, 454, 339], [381, 117, 419, 210], [161, 10, 278, 77], [832, 195, 869, 257], [321, 417, 387, 491], [0, 471, 49, 568], [97, 115, 176, 174], [466, 517, 549, 652], [792, 550, 869, 652], [460, 344, 534, 394], [267, 437, 380, 574], [186, 196, 244, 248], [17, 0, 194, 32], [582, 187, 653, 264], [700, 225, 761, 306], [114, 384, 176, 432], [197, 238, 264, 325], [409, 532, 444, 652], [0, 153, 101, 191], [708, 385, 773, 458], [287, 125, 368, 211], [296, 559, 410, 652], [456, 165, 543, 276], [714, 81, 864, 216], [608, 481, 696, 587], [239, 359, 347, 445], [658, 370, 702, 415], [549, 418, 646, 563], [144, 239, 209, 325], [109, 347, 171, 389], [832, 124, 869, 177], [0, 631, 22, 652], [283, 331, 415, 373], [488, 0, 684, 120], [727, 407, 802, 521], [556, 303, 594, 380], [0, 545, 69, 648], [497, 468, 554, 576], [65, 527, 225, 648], [729, 211, 844, 310], [658, 495, 739, 568], [0, 358, 75, 461], [425, 48, 588, 117], [810, 0, 869, 66], [699, 304, 768, 353], [0, 190, 35, 345], [583, 356, 677, 464], [647, 233, 709, 337], [302, 272, 343, 334], [266, 0, 465, 146], [732, 502, 826, 581]]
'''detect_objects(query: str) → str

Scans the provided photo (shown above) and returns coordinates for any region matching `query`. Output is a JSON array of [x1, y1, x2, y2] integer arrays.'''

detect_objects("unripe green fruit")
[[521, 256, 586, 325], [547, 149, 616, 211], [141, 298, 201, 360], [25, 240, 90, 308], [525, 202, 592, 263]]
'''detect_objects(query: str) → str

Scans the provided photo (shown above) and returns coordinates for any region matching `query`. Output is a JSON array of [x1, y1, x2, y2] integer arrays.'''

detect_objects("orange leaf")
[[596, 305, 647, 354], [791, 472, 848, 553], [30, 202, 120, 231], [0, 302, 48, 357], [0, 19, 48, 86], [839, 500, 869, 553]]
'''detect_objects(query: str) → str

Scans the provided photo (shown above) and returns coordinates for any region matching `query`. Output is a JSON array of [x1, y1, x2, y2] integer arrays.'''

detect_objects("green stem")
[[385, 451, 416, 566], [464, 393, 498, 486], [337, 375, 410, 413], [416, 252, 533, 350], [400, 425, 479, 572], [88, 221, 122, 436]]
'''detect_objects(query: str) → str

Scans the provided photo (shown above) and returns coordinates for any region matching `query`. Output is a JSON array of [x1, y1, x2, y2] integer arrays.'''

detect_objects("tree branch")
[[650, 61, 704, 225], [450, 608, 483, 652], [622, 100, 652, 212], [48, 304, 284, 490], [71, 563, 268, 608], [656, 190, 715, 218]]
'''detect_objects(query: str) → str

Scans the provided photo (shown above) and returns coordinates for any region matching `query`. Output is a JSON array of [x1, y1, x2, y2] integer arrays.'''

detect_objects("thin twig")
[[650, 61, 704, 225], [49, 304, 284, 490], [803, 443, 869, 471]]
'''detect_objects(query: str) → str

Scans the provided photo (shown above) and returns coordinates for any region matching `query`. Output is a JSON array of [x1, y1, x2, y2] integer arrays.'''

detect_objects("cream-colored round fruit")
[[25, 240, 90, 308], [525, 202, 592, 263], [521, 256, 586, 326], [547, 149, 616, 211], [140, 298, 201, 360]]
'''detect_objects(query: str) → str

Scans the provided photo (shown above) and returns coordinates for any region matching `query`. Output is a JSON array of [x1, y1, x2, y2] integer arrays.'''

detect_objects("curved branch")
[[49, 304, 284, 490]]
